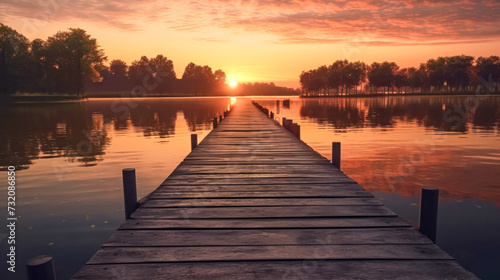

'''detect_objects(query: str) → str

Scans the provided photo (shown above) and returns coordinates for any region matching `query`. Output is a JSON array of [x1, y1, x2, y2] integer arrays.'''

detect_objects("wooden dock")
[[73, 100, 477, 279]]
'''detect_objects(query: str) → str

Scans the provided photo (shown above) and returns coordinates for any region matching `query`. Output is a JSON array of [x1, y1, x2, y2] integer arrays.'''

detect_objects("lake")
[[1, 95, 499, 279]]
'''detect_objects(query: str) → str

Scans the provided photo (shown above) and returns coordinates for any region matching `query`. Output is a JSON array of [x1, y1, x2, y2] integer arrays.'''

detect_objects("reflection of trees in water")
[[473, 102, 498, 130], [300, 101, 364, 129], [0, 98, 230, 170], [182, 100, 228, 131], [129, 103, 179, 138], [0, 103, 111, 170], [301, 97, 500, 132]]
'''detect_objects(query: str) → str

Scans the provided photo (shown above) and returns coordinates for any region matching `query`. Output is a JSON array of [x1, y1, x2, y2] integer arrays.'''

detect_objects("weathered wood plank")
[[149, 190, 373, 199], [73, 261, 479, 280], [87, 244, 454, 264], [174, 164, 337, 174], [142, 197, 382, 207], [178, 160, 335, 165], [154, 183, 365, 192], [104, 228, 432, 247], [161, 177, 356, 185], [131, 205, 396, 219], [119, 217, 411, 230], [166, 173, 350, 179]]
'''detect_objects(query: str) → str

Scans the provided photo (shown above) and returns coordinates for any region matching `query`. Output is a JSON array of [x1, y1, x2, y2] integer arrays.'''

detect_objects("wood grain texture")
[[118, 217, 411, 230], [88, 244, 453, 264], [73, 261, 479, 280]]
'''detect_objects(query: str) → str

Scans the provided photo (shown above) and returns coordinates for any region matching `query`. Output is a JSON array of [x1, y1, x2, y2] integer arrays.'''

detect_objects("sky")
[[1, 0, 500, 88]]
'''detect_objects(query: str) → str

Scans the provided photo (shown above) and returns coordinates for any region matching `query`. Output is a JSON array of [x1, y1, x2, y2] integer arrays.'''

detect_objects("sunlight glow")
[[229, 81, 238, 88]]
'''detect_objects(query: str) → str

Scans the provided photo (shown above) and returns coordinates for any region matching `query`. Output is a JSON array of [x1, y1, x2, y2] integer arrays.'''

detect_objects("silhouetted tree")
[[181, 62, 219, 95], [368, 61, 398, 94], [476, 56, 500, 92], [327, 60, 346, 94], [342, 61, 367, 94], [44, 28, 106, 95], [128, 55, 176, 94], [394, 68, 410, 93], [445, 55, 474, 91], [0, 24, 30, 94], [423, 57, 446, 92], [408, 67, 426, 93], [214, 69, 227, 92]]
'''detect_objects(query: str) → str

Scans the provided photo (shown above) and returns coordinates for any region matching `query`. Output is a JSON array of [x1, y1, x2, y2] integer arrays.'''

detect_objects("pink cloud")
[[1, 0, 499, 45]]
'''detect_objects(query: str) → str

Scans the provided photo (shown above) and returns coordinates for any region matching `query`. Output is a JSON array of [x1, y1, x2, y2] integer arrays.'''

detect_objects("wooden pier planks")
[[73, 99, 478, 279]]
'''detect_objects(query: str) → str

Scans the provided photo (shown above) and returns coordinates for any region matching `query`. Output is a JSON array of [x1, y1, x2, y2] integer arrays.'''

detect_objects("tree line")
[[1, 23, 295, 96], [300, 56, 500, 95]]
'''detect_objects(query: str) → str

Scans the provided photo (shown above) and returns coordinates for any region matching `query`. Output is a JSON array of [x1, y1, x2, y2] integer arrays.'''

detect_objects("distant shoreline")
[[3, 91, 500, 104], [300, 91, 500, 98]]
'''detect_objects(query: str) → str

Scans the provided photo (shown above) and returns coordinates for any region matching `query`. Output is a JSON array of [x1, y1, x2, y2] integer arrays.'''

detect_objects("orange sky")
[[1, 0, 500, 88]]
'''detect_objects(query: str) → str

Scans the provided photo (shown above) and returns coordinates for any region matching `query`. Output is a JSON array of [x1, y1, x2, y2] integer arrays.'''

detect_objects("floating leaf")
[[85, 214, 90, 220], [90, 225, 96, 228], [48, 242, 54, 246], [104, 221, 109, 224], [28, 225, 34, 230], [410, 203, 417, 206], [474, 205, 482, 209]]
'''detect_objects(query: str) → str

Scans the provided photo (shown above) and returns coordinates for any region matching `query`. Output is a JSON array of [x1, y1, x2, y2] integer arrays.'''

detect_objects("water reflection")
[[256, 96, 500, 279], [0, 98, 230, 171], [300, 96, 500, 132], [0, 97, 231, 280], [258, 96, 500, 205]]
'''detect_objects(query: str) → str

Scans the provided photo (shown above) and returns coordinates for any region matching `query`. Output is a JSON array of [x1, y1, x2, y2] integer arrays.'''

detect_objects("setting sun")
[[229, 81, 238, 88]]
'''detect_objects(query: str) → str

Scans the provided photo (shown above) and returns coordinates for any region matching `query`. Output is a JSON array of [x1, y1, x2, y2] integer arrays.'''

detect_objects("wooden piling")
[[419, 187, 439, 243], [213, 118, 218, 129], [191, 134, 198, 150], [293, 124, 301, 139], [122, 168, 138, 220], [332, 142, 341, 169], [219, 115, 223, 122], [282, 119, 292, 130], [270, 112, 274, 119], [27, 255, 56, 280]]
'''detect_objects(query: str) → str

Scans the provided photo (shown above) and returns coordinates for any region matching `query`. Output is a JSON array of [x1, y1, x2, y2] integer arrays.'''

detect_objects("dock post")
[[122, 168, 138, 219], [270, 112, 274, 119], [419, 187, 439, 243], [213, 117, 218, 129], [27, 255, 56, 280], [295, 124, 301, 139], [332, 142, 341, 169], [224, 110, 228, 117], [219, 115, 223, 122], [191, 134, 198, 150], [284, 119, 293, 130]]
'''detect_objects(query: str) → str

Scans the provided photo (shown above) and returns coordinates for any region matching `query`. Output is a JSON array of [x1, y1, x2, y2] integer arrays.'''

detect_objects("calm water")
[[0, 97, 232, 280], [0, 96, 499, 279], [257, 95, 500, 280]]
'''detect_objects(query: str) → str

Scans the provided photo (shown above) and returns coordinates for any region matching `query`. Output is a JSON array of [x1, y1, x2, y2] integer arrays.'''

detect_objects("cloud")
[[0, 0, 169, 32], [1, 0, 499, 45]]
